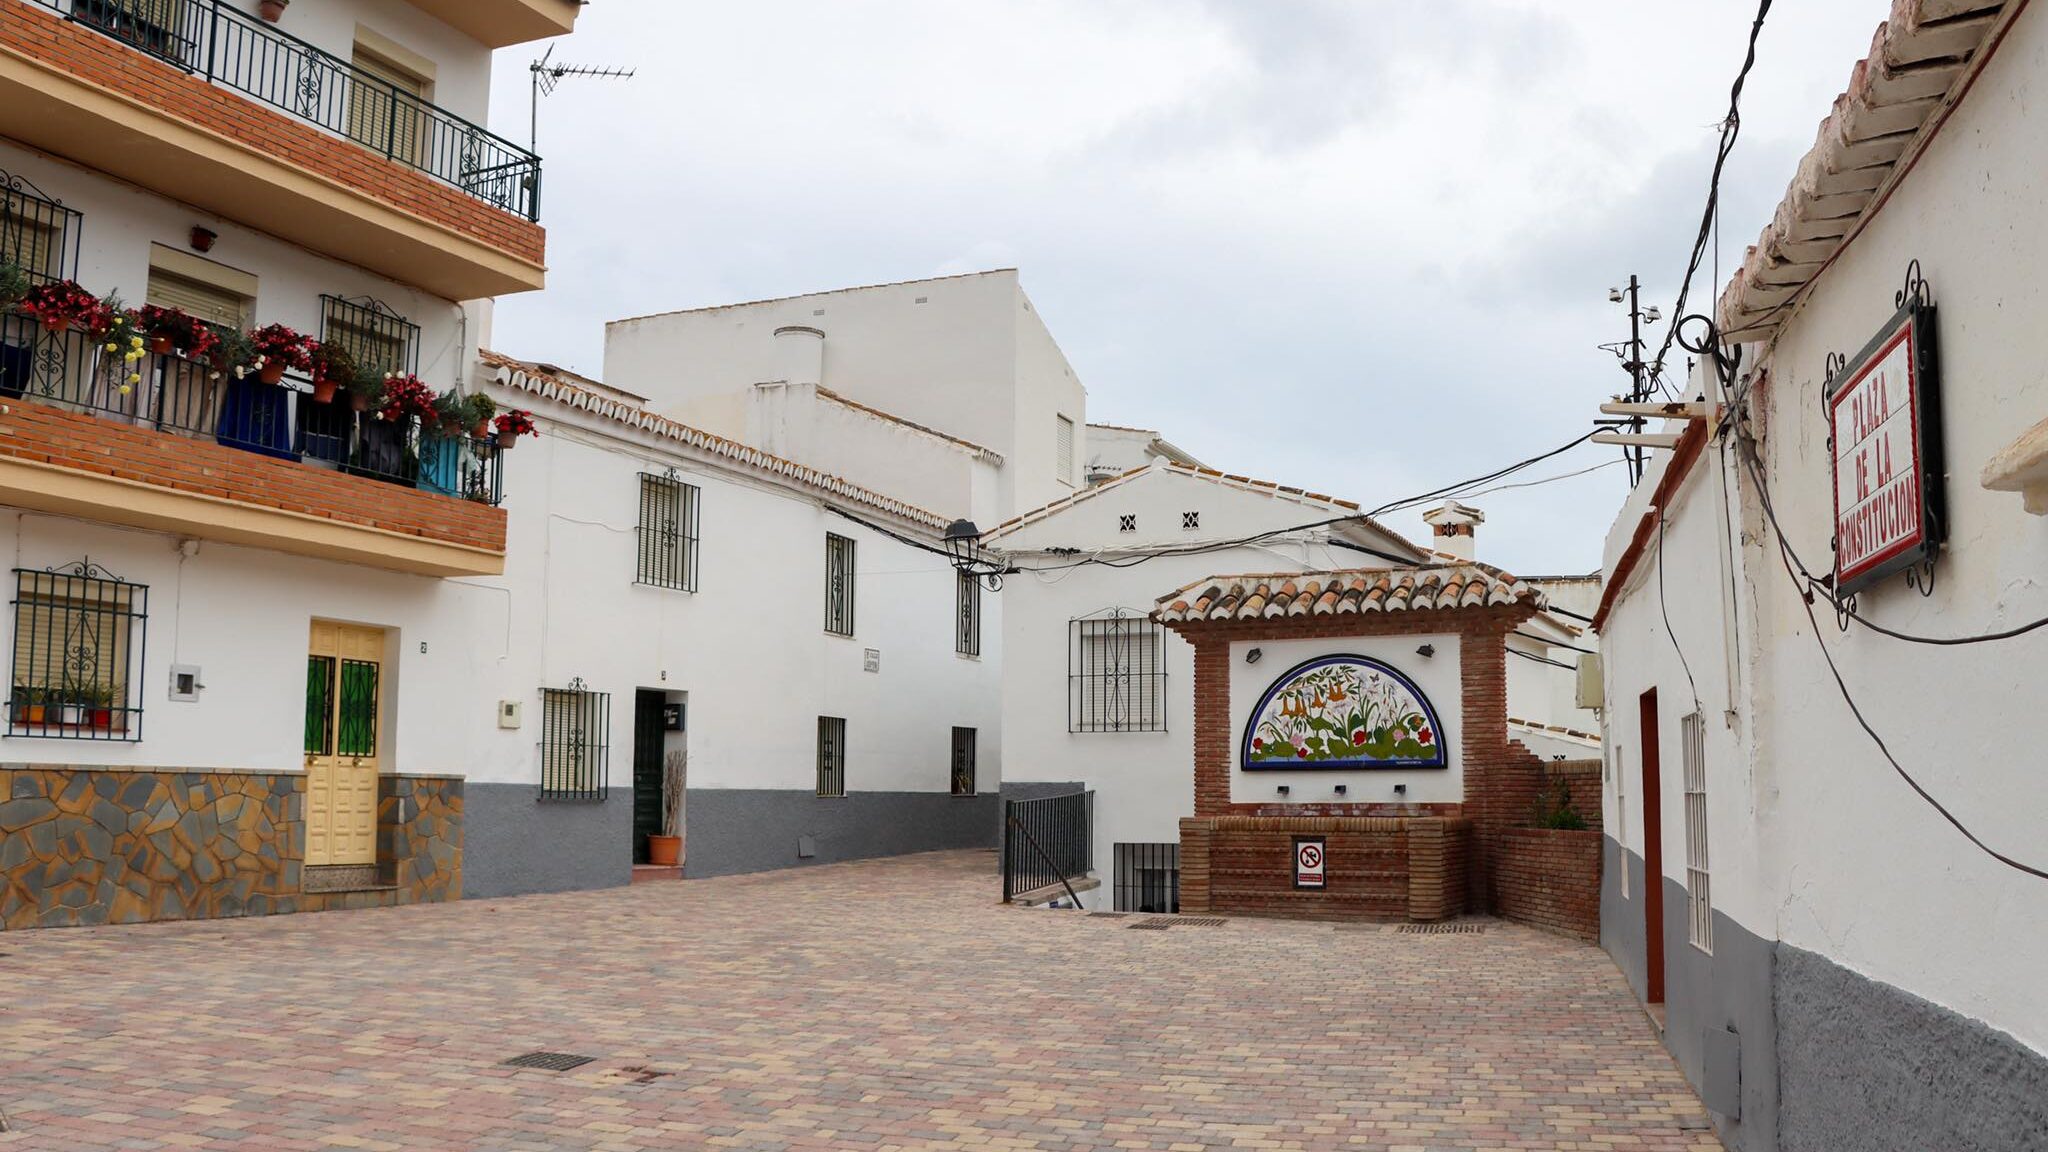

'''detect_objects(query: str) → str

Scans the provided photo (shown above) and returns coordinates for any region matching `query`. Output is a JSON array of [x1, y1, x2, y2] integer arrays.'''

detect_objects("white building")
[[1596, 2, 2048, 1147]]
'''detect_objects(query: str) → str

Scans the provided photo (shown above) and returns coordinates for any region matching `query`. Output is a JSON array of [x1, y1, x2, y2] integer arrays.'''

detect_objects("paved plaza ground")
[[0, 850, 1720, 1151]]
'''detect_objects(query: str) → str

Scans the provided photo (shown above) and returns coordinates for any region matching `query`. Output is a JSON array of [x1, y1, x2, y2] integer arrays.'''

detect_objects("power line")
[[1510, 647, 1580, 672], [1460, 458, 1625, 500]]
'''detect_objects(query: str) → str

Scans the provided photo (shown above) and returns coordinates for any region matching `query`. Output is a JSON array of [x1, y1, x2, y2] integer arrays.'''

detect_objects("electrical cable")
[[1458, 458, 1625, 500], [1656, 509, 1704, 715], [1516, 630, 1597, 656], [1510, 647, 1580, 672]]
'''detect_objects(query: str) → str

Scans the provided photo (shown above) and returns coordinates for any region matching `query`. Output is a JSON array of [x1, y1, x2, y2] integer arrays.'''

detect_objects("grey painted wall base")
[[1602, 834, 2048, 1152], [686, 788, 999, 878], [1776, 943, 2048, 1152], [463, 783, 633, 899]]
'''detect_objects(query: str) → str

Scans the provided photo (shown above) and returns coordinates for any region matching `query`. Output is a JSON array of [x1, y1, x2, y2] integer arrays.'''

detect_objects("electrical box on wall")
[[863, 648, 881, 673], [168, 665, 202, 702], [498, 700, 523, 729], [1575, 653, 1604, 710]]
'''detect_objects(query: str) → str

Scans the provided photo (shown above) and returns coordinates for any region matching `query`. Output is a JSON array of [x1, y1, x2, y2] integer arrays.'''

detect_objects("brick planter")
[[1496, 826, 1602, 940]]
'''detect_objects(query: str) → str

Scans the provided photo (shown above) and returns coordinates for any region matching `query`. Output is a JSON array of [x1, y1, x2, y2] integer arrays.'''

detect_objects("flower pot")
[[148, 335, 175, 355], [23, 704, 47, 725], [495, 430, 519, 449], [89, 708, 113, 729], [258, 361, 287, 385], [349, 391, 372, 413], [59, 703, 83, 726], [647, 835, 682, 867], [471, 421, 491, 440], [312, 377, 339, 404], [39, 317, 71, 335], [258, 0, 288, 20]]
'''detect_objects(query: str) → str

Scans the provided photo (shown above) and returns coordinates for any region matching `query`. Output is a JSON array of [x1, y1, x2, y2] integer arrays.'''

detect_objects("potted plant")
[[346, 365, 388, 413], [15, 279, 101, 333], [17, 685, 48, 727], [465, 392, 498, 439], [492, 408, 537, 448], [430, 388, 471, 437], [56, 681, 86, 727], [202, 326, 256, 381], [248, 323, 313, 385], [308, 342, 358, 404], [83, 684, 115, 730], [0, 261, 29, 309], [136, 304, 214, 357], [258, 0, 288, 21], [648, 749, 685, 867], [379, 373, 438, 424]]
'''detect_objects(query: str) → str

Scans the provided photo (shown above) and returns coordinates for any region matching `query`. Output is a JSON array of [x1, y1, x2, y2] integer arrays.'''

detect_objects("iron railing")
[[6, 560, 147, 742], [35, 0, 543, 220], [320, 295, 420, 378], [539, 680, 609, 801], [1, 168, 83, 284], [0, 310, 505, 504], [1069, 609, 1168, 733], [1002, 790, 1092, 904], [1112, 842, 1181, 913]]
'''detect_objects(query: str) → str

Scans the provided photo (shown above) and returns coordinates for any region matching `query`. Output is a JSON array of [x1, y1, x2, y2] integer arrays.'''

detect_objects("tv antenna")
[[529, 44, 635, 153]]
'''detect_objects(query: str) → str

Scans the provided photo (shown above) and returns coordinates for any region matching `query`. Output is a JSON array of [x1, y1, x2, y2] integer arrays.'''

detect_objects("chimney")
[[1421, 500, 1484, 561], [773, 325, 824, 388]]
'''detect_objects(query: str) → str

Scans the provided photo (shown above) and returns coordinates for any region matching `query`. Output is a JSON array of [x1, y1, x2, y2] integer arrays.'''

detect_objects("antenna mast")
[[529, 44, 636, 153]]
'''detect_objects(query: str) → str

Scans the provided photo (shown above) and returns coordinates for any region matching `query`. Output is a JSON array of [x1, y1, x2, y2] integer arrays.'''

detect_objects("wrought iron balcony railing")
[[0, 310, 505, 506], [24, 0, 542, 221]]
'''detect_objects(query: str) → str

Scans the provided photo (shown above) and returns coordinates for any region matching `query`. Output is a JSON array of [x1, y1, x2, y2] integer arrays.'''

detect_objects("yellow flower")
[[103, 342, 118, 352], [127, 373, 141, 385], [118, 384, 133, 395]]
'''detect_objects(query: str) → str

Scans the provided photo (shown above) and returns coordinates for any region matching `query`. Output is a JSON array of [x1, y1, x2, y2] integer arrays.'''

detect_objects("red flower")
[[1351, 730, 1367, 746], [1251, 738, 1264, 751], [1416, 727, 1433, 744], [1295, 746, 1310, 759]]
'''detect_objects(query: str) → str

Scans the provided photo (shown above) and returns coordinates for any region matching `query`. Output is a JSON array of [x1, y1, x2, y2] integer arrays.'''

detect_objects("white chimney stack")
[[1421, 500, 1485, 561], [772, 325, 824, 388]]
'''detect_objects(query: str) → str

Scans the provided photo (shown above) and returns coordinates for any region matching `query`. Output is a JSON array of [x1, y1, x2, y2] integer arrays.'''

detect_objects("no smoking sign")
[[1294, 836, 1326, 890]]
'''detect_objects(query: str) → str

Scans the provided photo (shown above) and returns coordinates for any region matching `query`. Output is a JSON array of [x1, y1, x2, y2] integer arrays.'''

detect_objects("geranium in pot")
[[379, 373, 438, 425], [203, 326, 256, 382], [15, 279, 101, 334], [492, 408, 538, 448], [648, 749, 685, 867], [249, 323, 313, 385], [308, 342, 358, 404], [136, 304, 207, 356]]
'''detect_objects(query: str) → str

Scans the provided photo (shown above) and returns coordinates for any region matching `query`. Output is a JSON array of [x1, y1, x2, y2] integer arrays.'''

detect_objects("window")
[[1118, 514, 1136, 533], [320, 295, 419, 378], [951, 726, 977, 796], [1069, 610, 1167, 733], [636, 473, 701, 591], [1055, 415, 1075, 484], [347, 45, 431, 164], [0, 174, 81, 285], [146, 266, 248, 330], [1682, 712, 1711, 952], [1113, 843, 1181, 913], [816, 716, 846, 797], [955, 571, 981, 657], [1182, 511, 1199, 531], [539, 680, 609, 801], [7, 562, 147, 742], [824, 533, 856, 636]]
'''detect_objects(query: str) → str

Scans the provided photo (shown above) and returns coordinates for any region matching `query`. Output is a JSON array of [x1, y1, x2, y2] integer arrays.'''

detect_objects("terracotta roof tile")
[[1155, 564, 1544, 624]]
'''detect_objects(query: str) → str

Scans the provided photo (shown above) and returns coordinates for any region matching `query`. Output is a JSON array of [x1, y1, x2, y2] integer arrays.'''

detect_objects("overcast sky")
[[487, 1, 1885, 574]]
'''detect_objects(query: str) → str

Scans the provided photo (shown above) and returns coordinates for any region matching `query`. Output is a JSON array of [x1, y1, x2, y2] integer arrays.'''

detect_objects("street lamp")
[[944, 519, 1005, 590]]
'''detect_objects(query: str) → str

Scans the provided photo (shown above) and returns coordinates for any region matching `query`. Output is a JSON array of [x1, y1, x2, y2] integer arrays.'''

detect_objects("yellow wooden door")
[[304, 622, 384, 867]]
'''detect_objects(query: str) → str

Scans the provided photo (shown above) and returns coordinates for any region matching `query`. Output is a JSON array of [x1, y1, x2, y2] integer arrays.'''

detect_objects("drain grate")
[[1396, 922, 1485, 934], [502, 1051, 596, 1071], [1126, 919, 1173, 930], [1161, 916, 1226, 928], [1087, 911, 1129, 919]]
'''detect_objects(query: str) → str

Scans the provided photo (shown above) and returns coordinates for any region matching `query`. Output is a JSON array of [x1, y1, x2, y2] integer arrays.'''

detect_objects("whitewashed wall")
[[745, 382, 1001, 524]]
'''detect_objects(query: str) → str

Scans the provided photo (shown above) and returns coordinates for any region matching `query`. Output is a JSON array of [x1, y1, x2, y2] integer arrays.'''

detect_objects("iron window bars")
[[1068, 609, 1167, 733], [1682, 711, 1713, 953], [303, 652, 378, 759], [635, 472, 701, 592], [539, 679, 609, 801], [955, 570, 981, 657], [319, 295, 420, 378], [0, 311, 504, 505], [1113, 842, 1181, 913], [1, 169, 83, 285], [816, 716, 846, 798], [7, 561, 148, 742], [951, 726, 976, 796], [824, 533, 856, 637], [40, 0, 544, 220]]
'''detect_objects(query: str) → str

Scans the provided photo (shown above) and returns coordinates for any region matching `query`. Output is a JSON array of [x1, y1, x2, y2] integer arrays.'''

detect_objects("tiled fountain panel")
[[0, 767, 461, 929]]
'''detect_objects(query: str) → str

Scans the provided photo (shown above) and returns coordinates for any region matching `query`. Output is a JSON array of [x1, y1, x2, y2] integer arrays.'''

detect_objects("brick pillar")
[[1458, 608, 1538, 911], [1178, 818, 1213, 912], [1191, 637, 1232, 817], [1406, 817, 1448, 920]]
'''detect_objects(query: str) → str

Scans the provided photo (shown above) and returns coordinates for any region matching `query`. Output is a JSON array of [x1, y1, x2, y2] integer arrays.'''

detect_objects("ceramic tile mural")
[[1243, 655, 1446, 770]]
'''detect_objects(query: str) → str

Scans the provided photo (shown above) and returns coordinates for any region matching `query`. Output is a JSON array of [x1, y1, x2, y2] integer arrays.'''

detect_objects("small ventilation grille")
[[1087, 911, 1129, 919], [1396, 922, 1485, 935], [1182, 511, 1199, 531], [1126, 919, 1172, 930], [1118, 514, 1137, 533], [502, 1051, 596, 1071]]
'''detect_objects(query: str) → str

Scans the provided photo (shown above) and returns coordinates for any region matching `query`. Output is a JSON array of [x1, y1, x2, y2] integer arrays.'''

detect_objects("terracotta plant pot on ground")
[[647, 835, 682, 867], [312, 378, 339, 404]]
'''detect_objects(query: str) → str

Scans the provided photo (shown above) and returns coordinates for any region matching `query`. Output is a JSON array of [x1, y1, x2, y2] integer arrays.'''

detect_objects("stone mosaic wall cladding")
[[0, 767, 461, 929]]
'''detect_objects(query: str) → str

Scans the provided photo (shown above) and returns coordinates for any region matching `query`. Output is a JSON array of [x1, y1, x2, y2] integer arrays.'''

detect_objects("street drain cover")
[[1161, 917, 1226, 927], [1127, 919, 1173, 930], [1397, 922, 1485, 934], [502, 1051, 596, 1071], [1088, 911, 1129, 919]]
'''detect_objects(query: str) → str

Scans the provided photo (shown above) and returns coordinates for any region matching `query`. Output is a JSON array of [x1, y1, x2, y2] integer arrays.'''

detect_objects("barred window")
[[817, 716, 846, 797], [824, 533, 856, 637], [951, 726, 976, 796], [1056, 415, 1075, 483], [320, 295, 420, 378], [1, 172, 82, 285], [7, 561, 147, 742], [955, 571, 981, 657], [1114, 843, 1181, 913], [1069, 610, 1167, 733], [539, 680, 609, 801], [1682, 712, 1712, 953], [636, 473, 701, 591]]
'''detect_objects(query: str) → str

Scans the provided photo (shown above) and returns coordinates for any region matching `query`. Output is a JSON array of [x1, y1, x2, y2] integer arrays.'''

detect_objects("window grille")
[[816, 716, 846, 797], [0, 170, 82, 285], [1056, 415, 1075, 482], [1069, 609, 1167, 733], [539, 679, 609, 801], [636, 472, 701, 591], [955, 571, 981, 657], [824, 533, 856, 637], [320, 295, 420, 378], [1118, 515, 1136, 533], [1181, 511, 1199, 531], [1113, 843, 1181, 913], [951, 726, 977, 796], [7, 561, 147, 742], [1682, 712, 1711, 952]]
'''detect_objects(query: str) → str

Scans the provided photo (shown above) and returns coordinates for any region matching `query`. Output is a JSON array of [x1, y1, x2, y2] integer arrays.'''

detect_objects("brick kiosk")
[[1156, 564, 1574, 922]]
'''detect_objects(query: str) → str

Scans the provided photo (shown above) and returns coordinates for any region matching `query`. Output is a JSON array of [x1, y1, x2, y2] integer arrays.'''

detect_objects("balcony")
[[404, 0, 580, 50], [0, 0, 548, 300], [0, 310, 508, 577]]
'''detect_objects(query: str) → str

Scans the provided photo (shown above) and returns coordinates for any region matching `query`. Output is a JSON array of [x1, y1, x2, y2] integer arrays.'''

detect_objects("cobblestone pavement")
[[0, 850, 1721, 1151]]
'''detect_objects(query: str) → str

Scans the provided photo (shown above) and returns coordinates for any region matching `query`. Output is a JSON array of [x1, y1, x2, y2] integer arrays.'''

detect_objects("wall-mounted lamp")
[[1276, 785, 1290, 796], [189, 226, 218, 253], [943, 519, 1004, 590], [1333, 784, 1347, 796], [1415, 644, 1435, 658], [1246, 647, 1262, 665]]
